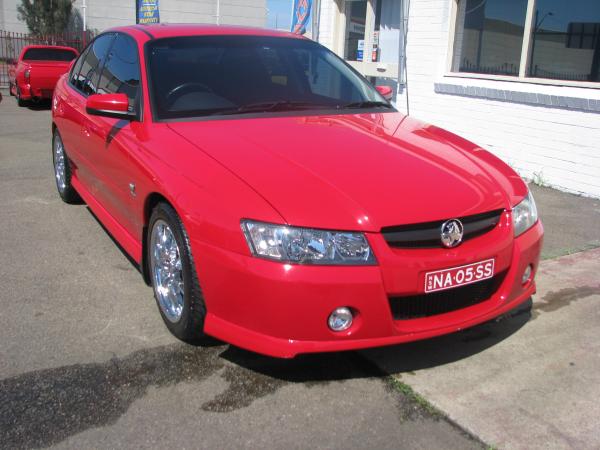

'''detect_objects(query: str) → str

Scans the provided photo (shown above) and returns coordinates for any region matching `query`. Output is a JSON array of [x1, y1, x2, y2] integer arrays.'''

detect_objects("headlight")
[[512, 190, 538, 237], [241, 220, 376, 265]]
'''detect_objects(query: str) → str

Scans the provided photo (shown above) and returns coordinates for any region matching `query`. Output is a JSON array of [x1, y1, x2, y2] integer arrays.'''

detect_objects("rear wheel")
[[16, 87, 27, 107], [148, 202, 206, 342], [52, 129, 81, 203]]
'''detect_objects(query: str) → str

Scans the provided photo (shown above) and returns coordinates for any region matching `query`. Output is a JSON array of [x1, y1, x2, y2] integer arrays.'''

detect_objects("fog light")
[[328, 307, 353, 331], [522, 265, 533, 284]]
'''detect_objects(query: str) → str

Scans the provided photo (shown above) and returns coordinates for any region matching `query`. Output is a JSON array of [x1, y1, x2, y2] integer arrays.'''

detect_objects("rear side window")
[[23, 48, 77, 61], [70, 34, 114, 95], [97, 34, 140, 108], [69, 46, 90, 86]]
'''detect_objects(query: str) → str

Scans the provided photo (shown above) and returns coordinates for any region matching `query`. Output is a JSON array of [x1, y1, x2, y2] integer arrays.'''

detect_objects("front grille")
[[389, 271, 506, 320], [381, 209, 504, 249]]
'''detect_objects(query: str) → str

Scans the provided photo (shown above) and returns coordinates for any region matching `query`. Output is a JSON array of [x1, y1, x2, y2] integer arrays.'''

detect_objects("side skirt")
[[71, 176, 143, 263]]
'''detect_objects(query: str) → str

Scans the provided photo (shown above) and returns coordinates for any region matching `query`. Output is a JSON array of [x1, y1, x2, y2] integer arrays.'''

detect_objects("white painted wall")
[[72, 0, 267, 32], [0, 0, 29, 33], [319, 0, 600, 198], [1, 0, 267, 34]]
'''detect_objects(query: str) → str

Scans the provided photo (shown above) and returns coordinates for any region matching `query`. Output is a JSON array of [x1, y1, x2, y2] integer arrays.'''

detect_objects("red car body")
[[9, 45, 78, 103], [52, 25, 543, 358]]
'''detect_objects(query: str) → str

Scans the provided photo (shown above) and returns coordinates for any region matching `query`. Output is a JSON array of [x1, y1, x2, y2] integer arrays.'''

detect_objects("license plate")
[[424, 259, 495, 293]]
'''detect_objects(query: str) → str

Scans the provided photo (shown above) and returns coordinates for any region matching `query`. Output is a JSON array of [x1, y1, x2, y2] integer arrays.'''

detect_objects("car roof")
[[108, 24, 306, 42]]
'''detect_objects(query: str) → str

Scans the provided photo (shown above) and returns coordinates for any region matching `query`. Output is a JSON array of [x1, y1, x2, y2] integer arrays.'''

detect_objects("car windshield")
[[23, 48, 77, 61], [147, 35, 391, 120]]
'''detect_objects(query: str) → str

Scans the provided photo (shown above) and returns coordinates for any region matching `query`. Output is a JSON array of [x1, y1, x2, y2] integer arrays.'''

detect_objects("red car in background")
[[9, 45, 78, 106], [51, 25, 543, 358]]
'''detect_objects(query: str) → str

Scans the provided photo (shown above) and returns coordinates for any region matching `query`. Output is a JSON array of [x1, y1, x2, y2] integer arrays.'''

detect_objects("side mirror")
[[86, 93, 136, 120], [376, 85, 393, 101]]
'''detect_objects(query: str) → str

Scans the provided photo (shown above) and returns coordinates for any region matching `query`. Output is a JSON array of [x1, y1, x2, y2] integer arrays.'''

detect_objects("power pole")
[[82, 0, 87, 31]]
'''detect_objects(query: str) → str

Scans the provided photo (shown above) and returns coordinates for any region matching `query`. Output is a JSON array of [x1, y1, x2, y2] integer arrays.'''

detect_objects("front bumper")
[[194, 216, 543, 358]]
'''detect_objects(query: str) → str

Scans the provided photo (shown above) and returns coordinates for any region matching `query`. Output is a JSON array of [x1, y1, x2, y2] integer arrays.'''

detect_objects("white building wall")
[[72, 0, 266, 32], [317, 0, 337, 52], [1, 0, 266, 34], [0, 0, 29, 33], [319, 0, 600, 198]]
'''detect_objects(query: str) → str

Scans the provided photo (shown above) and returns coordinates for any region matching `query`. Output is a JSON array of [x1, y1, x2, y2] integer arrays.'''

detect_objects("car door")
[[84, 32, 143, 238], [59, 34, 115, 198]]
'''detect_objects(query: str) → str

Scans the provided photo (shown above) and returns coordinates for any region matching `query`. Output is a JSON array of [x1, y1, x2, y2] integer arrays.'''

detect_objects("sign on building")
[[291, 0, 312, 34], [137, 0, 160, 24]]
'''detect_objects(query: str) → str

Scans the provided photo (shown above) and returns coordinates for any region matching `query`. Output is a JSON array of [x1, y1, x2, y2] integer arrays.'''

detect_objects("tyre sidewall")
[[52, 129, 80, 203], [148, 203, 205, 340], [17, 88, 26, 106]]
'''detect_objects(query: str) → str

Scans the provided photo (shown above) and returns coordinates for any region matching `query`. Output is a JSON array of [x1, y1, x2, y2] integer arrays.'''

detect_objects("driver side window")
[[69, 33, 114, 96], [96, 34, 141, 110]]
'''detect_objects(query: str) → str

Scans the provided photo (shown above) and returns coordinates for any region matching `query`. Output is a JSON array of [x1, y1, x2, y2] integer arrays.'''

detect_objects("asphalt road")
[[1, 94, 599, 449]]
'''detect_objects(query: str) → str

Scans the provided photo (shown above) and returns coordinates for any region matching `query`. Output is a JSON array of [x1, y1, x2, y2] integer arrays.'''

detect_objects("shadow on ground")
[[360, 299, 532, 373], [25, 99, 52, 111], [0, 299, 532, 449]]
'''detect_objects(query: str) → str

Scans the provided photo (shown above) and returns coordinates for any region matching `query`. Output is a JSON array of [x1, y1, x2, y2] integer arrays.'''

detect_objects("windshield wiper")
[[338, 100, 393, 109], [201, 99, 387, 117], [239, 100, 315, 112], [213, 100, 331, 116]]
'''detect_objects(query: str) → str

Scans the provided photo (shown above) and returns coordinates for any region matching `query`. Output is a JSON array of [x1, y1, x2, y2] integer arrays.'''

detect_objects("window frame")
[[446, 0, 600, 89]]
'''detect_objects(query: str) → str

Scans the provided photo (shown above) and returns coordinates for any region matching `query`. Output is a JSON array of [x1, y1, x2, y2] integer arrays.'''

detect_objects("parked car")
[[9, 45, 78, 106], [51, 25, 543, 358]]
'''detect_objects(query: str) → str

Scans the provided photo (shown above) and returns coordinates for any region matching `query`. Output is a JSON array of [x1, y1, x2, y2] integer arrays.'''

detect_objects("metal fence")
[[0, 30, 94, 89]]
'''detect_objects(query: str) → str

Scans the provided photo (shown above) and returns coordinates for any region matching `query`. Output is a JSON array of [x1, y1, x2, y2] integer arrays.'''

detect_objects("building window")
[[452, 0, 600, 83], [343, 0, 368, 61]]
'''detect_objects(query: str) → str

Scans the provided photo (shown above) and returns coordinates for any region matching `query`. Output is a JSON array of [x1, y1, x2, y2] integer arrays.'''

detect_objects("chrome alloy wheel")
[[150, 219, 185, 323], [53, 134, 67, 193]]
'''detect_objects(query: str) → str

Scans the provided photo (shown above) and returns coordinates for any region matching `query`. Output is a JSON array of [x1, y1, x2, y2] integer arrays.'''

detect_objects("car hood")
[[167, 112, 526, 232]]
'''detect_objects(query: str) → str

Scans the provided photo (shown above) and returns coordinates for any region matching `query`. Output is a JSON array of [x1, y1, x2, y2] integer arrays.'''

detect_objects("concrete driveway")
[[1, 94, 599, 449], [364, 249, 600, 449]]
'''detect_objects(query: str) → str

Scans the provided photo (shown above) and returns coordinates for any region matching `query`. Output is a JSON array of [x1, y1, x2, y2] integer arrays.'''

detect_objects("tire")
[[148, 202, 207, 342], [52, 129, 81, 203], [16, 87, 27, 107]]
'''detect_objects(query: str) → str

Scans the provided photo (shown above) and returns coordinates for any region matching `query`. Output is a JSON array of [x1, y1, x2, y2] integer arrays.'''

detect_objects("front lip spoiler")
[[203, 284, 535, 358]]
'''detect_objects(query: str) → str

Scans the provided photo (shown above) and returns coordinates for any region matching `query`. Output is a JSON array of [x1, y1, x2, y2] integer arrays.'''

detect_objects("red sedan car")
[[51, 25, 543, 358], [9, 45, 78, 106]]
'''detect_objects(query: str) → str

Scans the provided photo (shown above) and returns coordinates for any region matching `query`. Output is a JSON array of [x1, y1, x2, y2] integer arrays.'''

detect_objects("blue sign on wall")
[[291, 0, 312, 34], [137, 0, 160, 24]]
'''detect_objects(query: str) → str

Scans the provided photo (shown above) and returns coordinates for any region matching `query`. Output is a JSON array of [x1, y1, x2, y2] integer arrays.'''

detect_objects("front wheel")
[[148, 202, 207, 342], [52, 130, 81, 203]]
